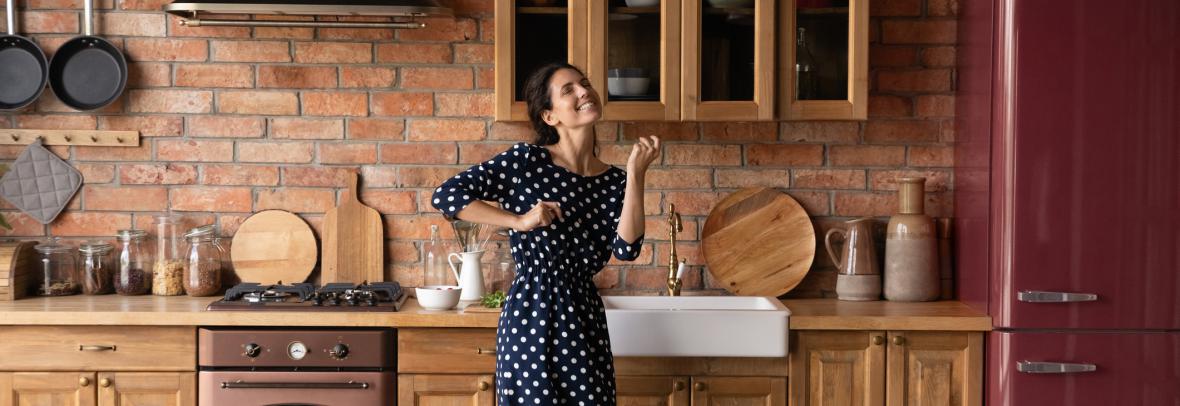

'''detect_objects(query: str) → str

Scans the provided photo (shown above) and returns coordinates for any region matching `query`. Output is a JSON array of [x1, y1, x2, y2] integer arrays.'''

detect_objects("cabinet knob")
[[99, 378, 112, 388], [892, 336, 906, 346], [79, 377, 90, 387], [674, 381, 685, 391], [478, 381, 490, 391], [694, 382, 706, 391], [872, 336, 884, 345]]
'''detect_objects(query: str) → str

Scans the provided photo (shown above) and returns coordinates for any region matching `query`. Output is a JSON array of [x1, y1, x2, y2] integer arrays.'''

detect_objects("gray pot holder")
[[0, 138, 83, 225]]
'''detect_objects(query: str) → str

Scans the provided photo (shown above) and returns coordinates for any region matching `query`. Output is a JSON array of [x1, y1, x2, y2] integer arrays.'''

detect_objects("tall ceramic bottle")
[[884, 177, 939, 301]]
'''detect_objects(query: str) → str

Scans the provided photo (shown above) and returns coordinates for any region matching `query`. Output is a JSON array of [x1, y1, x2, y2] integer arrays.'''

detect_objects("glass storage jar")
[[78, 241, 114, 295], [183, 224, 223, 297], [153, 215, 185, 296], [35, 238, 79, 296], [114, 229, 151, 295]]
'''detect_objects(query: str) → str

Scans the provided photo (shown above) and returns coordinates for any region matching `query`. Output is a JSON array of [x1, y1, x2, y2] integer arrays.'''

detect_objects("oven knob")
[[330, 343, 349, 359], [244, 343, 261, 358]]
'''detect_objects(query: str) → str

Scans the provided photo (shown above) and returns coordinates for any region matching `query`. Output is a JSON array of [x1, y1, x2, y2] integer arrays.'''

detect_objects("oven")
[[198, 328, 395, 406]]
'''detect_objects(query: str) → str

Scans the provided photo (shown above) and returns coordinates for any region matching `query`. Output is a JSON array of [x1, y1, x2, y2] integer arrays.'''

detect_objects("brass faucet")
[[667, 203, 683, 296]]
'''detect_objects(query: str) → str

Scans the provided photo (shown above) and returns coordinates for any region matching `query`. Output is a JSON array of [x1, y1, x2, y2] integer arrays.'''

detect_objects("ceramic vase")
[[884, 177, 939, 302]]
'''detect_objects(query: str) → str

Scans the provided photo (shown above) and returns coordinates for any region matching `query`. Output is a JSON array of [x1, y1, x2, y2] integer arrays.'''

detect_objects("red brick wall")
[[0, 0, 955, 297]]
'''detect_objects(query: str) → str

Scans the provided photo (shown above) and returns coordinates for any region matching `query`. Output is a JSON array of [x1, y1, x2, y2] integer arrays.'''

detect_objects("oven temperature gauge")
[[286, 342, 308, 360]]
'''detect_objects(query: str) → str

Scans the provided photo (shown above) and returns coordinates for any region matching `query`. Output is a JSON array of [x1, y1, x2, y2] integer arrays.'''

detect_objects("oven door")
[[199, 371, 393, 406]]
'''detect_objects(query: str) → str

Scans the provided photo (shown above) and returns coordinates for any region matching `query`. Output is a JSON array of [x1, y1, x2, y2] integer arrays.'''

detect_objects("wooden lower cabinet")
[[790, 331, 982, 406], [0, 372, 193, 406], [617, 376, 689, 405], [398, 374, 495, 406], [616, 376, 786, 406]]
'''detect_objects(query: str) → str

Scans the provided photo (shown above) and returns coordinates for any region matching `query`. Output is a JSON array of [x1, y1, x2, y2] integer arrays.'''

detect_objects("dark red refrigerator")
[[956, 0, 1180, 404]]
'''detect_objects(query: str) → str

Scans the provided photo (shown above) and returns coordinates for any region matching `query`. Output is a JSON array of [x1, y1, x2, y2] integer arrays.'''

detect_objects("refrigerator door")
[[989, 331, 1180, 405], [993, 0, 1180, 329]]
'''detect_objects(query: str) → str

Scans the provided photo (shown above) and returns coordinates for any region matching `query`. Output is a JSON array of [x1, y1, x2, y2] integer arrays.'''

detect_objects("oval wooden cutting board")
[[230, 210, 318, 285], [702, 188, 815, 296]]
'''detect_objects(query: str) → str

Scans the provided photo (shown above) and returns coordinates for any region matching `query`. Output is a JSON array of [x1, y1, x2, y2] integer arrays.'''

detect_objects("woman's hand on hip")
[[627, 135, 661, 175], [514, 200, 564, 232]]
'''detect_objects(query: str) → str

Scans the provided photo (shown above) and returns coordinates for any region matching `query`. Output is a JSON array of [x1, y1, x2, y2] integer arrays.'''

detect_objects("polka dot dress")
[[432, 142, 643, 405]]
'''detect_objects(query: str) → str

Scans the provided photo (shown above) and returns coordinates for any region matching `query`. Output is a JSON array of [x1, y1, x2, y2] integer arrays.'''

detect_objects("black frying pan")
[[48, 0, 126, 111], [0, 0, 49, 110]]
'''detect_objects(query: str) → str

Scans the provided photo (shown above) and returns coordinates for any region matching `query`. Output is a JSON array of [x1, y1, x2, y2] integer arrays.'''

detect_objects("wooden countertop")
[[0, 296, 991, 331]]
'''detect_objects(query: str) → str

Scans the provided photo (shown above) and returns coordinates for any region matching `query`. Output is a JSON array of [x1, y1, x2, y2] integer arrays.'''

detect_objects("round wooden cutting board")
[[230, 210, 318, 285], [701, 188, 815, 296]]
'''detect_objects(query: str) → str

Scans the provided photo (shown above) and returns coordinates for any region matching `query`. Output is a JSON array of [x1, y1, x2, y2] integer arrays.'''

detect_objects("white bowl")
[[416, 286, 462, 310], [625, 0, 660, 6], [607, 77, 651, 96]]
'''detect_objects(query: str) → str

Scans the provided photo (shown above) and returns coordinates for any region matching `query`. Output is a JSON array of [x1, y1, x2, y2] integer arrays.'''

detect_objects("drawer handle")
[[79, 345, 117, 352], [221, 381, 370, 390], [1017, 361, 1097, 374], [695, 382, 706, 391], [476, 347, 497, 355], [79, 377, 90, 387], [872, 336, 884, 346], [674, 381, 685, 391], [99, 378, 112, 388], [478, 381, 490, 391], [892, 336, 906, 346]]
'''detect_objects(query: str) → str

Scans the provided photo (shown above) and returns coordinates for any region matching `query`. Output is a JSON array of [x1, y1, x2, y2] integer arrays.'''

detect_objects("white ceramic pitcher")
[[448, 250, 485, 301]]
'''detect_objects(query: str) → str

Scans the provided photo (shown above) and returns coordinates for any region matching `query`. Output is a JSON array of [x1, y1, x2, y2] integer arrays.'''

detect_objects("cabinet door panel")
[[398, 374, 494, 406], [885, 332, 981, 406], [0, 372, 95, 406], [617, 376, 688, 406], [779, 0, 869, 120], [494, 0, 589, 121], [690, 376, 786, 406], [97, 372, 194, 406], [790, 331, 885, 406], [682, 0, 776, 120], [589, 0, 681, 121]]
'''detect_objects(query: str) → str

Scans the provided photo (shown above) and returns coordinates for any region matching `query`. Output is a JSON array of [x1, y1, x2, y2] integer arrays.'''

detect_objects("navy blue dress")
[[432, 142, 643, 405]]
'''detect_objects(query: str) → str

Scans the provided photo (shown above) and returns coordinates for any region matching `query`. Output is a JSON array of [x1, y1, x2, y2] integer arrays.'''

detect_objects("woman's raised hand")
[[627, 135, 661, 175], [514, 200, 564, 232]]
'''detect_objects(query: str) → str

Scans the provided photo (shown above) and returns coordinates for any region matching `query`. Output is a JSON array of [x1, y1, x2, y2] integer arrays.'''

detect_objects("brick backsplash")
[[0, 0, 957, 298]]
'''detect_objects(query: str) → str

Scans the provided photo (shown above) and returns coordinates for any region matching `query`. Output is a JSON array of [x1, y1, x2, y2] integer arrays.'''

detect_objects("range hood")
[[164, 0, 453, 29]]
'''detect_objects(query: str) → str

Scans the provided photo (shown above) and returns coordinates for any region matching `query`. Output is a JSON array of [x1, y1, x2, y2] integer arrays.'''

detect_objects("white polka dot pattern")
[[431, 143, 643, 404]]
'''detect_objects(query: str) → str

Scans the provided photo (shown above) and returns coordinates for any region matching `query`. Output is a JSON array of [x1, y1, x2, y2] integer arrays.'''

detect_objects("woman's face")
[[543, 68, 601, 130]]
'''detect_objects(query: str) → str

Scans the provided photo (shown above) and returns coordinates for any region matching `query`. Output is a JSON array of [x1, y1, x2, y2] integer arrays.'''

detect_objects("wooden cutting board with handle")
[[701, 187, 815, 296], [321, 171, 384, 284], [230, 210, 317, 285]]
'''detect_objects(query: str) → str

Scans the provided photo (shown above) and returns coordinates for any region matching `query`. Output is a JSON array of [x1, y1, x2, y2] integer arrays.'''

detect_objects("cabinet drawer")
[[398, 328, 496, 373], [0, 326, 194, 371]]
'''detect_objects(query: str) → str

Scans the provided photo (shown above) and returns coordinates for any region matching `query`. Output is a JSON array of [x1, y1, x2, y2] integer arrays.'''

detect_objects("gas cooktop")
[[206, 282, 406, 312]]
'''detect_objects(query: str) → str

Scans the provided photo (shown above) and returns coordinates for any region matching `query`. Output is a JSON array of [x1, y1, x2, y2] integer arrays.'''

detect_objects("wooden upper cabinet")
[[790, 331, 886, 406], [494, 0, 589, 121], [0, 372, 96, 406], [885, 332, 982, 406], [588, 0, 681, 121], [779, 0, 869, 120], [682, 0, 776, 121]]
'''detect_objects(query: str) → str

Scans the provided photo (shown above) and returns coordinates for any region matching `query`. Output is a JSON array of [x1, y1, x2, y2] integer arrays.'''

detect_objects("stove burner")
[[242, 290, 291, 303], [209, 281, 405, 312]]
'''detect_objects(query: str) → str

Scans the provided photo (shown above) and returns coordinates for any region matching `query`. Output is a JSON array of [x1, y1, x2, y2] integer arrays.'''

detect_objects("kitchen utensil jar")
[[153, 214, 185, 296], [884, 177, 939, 301], [183, 225, 223, 297], [114, 229, 150, 295], [825, 217, 881, 301], [78, 241, 113, 295], [34, 238, 79, 296]]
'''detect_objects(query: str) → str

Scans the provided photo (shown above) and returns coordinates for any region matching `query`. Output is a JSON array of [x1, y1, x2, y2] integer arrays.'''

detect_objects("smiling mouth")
[[577, 101, 596, 111]]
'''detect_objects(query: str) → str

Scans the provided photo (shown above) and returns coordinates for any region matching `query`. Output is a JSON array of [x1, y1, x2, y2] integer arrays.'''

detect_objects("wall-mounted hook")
[[116, 137, 124, 143], [90, 135, 98, 142], [63, 135, 72, 142], [9, 134, 18, 142]]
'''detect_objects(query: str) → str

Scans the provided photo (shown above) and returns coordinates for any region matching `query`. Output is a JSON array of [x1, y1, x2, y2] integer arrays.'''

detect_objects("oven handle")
[[220, 380, 370, 390]]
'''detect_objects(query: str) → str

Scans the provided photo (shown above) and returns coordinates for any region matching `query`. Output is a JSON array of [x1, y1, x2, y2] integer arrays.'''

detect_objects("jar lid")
[[184, 224, 217, 239], [35, 238, 73, 254], [79, 241, 113, 254], [116, 229, 147, 240]]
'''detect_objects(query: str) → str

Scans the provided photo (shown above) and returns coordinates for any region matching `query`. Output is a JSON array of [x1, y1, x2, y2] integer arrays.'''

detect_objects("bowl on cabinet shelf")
[[607, 68, 651, 96]]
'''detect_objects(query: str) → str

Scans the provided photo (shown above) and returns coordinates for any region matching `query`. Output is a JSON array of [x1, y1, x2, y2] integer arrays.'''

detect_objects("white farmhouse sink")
[[602, 296, 790, 357]]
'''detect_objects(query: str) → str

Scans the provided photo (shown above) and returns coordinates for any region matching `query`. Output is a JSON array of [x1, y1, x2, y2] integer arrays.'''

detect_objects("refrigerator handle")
[[1017, 290, 1098, 303], [1017, 361, 1098, 374]]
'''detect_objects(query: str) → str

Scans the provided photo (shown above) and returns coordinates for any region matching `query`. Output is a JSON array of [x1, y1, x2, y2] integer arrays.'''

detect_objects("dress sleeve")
[[612, 233, 644, 261], [431, 143, 529, 220]]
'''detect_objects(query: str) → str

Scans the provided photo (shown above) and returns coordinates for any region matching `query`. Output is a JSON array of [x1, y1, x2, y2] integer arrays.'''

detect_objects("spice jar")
[[35, 238, 79, 296], [114, 229, 151, 295], [182, 224, 223, 297], [153, 215, 185, 296], [78, 241, 114, 295]]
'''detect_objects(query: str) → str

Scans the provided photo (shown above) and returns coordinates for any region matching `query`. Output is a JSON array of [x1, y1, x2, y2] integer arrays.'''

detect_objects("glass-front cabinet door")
[[779, 0, 868, 120], [495, 0, 589, 121], [682, 0, 776, 121], [588, 0, 681, 121]]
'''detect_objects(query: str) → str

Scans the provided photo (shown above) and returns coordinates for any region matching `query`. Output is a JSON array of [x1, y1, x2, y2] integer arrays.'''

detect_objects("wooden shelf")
[[798, 7, 849, 15], [0, 130, 140, 147], [517, 6, 566, 15]]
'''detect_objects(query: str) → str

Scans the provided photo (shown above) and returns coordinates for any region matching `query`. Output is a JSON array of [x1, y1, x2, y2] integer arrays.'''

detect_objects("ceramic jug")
[[448, 250, 486, 301], [825, 218, 881, 301]]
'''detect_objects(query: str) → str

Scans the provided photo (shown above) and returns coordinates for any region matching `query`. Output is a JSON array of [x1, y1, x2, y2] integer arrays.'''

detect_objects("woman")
[[431, 62, 660, 404]]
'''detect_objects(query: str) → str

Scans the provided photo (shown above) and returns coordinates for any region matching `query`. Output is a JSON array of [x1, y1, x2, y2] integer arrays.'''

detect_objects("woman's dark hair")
[[523, 62, 585, 146]]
